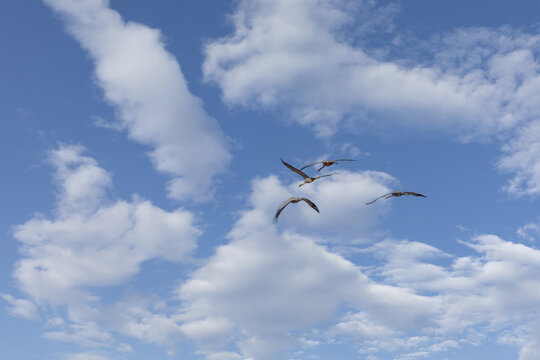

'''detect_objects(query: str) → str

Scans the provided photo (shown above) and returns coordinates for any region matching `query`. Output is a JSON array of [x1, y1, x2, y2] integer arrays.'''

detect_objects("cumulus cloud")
[[10, 146, 540, 358], [230, 170, 395, 242], [175, 174, 540, 359], [203, 0, 540, 196], [177, 174, 442, 359], [43, 0, 231, 202], [7, 144, 200, 349]]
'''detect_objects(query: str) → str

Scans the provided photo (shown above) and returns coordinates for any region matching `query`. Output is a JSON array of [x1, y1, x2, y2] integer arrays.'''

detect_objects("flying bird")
[[274, 196, 320, 222], [300, 158, 357, 172], [365, 191, 426, 205], [281, 158, 336, 187]]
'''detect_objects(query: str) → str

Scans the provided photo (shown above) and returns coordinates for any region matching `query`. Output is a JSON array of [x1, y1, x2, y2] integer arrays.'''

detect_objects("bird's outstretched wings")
[[404, 192, 426, 197], [314, 173, 338, 180], [300, 158, 356, 171], [300, 161, 322, 171], [274, 198, 294, 222], [365, 191, 426, 205], [281, 158, 309, 179], [273, 197, 320, 222], [365, 193, 391, 205], [301, 198, 320, 213]]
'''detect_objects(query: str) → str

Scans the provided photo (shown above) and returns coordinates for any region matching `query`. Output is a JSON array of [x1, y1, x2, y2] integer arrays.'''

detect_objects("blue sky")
[[3, 0, 540, 359]]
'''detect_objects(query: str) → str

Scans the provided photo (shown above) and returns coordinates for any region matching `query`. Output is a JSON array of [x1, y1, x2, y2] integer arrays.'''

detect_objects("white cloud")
[[9, 144, 200, 349], [230, 170, 395, 242], [203, 0, 540, 196], [204, 1, 536, 136], [63, 352, 111, 360], [1, 294, 40, 320], [517, 218, 540, 242], [177, 174, 442, 359], [11, 146, 540, 358], [329, 312, 397, 339], [498, 120, 540, 197], [205, 352, 243, 360], [368, 235, 540, 356], [364, 239, 452, 289], [116, 343, 133, 353], [43, 321, 114, 348], [340, 142, 369, 158], [380, 235, 540, 320], [177, 172, 540, 359], [103, 298, 185, 351], [43, 0, 232, 202], [520, 323, 540, 360]]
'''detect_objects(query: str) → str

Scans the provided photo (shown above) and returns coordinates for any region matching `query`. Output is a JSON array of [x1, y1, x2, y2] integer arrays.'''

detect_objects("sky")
[[2, 0, 540, 359]]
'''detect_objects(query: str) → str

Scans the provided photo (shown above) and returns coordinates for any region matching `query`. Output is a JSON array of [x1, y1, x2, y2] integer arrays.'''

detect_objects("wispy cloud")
[[498, 120, 540, 197], [44, 321, 114, 348], [62, 352, 112, 360], [1, 294, 40, 321], [517, 218, 540, 242], [43, 0, 232, 202]]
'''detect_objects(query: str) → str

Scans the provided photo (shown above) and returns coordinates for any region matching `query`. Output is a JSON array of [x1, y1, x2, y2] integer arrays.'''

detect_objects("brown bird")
[[365, 191, 426, 205], [281, 158, 336, 187], [300, 158, 357, 172], [274, 196, 320, 222]]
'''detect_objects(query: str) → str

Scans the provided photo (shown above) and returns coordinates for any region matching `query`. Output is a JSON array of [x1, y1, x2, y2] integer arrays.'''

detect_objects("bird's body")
[[281, 158, 336, 187], [365, 191, 426, 205], [274, 196, 320, 222], [300, 158, 356, 172]]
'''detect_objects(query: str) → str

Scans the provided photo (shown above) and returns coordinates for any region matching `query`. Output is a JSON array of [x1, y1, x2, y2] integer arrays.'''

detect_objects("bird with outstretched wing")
[[365, 191, 426, 205], [281, 158, 336, 187], [274, 196, 320, 222], [300, 158, 356, 172]]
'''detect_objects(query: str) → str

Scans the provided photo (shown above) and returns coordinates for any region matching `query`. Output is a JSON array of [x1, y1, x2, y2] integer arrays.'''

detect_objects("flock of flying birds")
[[273, 158, 426, 222]]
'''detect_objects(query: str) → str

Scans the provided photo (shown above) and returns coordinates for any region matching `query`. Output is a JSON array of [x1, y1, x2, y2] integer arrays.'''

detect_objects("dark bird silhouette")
[[300, 159, 356, 172], [274, 196, 320, 222], [365, 191, 426, 205], [281, 158, 336, 187]]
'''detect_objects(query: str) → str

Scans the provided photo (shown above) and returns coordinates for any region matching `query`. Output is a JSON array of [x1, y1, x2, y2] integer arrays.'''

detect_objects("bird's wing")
[[404, 192, 426, 197], [281, 158, 309, 179], [274, 198, 292, 222], [332, 159, 357, 162], [315, 172, 338, 179], [300, 161, 323, 170], [365, 193, 391, 205], [301, 198, 320, 213]]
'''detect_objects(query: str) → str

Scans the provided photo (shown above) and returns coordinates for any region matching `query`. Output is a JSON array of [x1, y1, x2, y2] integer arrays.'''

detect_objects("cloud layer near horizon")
[[43, 0, 232, 202]]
